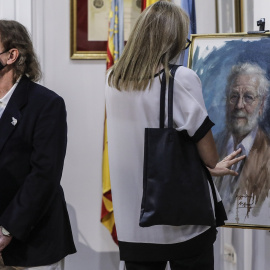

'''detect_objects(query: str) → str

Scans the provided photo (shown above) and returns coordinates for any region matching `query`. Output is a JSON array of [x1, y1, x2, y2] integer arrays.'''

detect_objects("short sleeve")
[[171, 66, 214, 142]]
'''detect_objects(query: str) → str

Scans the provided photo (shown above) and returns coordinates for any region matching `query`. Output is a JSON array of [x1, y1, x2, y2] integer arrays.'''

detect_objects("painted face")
[[226, 74, 263, 137]]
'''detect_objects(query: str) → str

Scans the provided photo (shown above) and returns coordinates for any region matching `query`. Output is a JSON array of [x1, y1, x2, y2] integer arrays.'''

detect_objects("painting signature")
[[235, 193, 255, 222]]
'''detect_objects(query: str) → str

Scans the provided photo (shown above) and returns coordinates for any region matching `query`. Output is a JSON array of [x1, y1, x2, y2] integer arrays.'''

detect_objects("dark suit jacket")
[[0, 76, 76, 267]]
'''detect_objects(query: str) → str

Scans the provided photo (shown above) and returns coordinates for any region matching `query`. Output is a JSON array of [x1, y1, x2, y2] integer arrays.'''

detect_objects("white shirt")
[[105, 66, 220, 244], [0, 79, 20, 118], [226, 126, 258, 161]]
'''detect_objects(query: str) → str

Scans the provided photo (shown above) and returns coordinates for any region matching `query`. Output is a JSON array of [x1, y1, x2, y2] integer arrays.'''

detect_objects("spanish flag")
[[181, 0, 196, 66], [101, 0, 124, 245], [142, 0, 160, 11]]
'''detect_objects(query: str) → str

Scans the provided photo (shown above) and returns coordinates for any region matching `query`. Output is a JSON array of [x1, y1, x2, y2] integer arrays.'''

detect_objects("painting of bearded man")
[[189, 35, 270, 227]]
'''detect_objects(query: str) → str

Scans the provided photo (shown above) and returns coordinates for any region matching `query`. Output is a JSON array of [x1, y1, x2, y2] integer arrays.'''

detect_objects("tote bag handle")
[[159, 65, 180, 129]]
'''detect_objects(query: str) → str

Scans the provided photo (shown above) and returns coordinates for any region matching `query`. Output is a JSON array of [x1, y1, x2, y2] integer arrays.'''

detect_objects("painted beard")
[[227, 107, 261, 137]]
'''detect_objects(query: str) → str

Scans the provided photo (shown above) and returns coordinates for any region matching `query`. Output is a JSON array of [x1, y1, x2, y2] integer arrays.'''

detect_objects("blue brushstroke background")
[[191, 37, 270, 136]]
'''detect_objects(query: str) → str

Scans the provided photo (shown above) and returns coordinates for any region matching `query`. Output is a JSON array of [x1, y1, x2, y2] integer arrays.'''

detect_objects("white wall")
[[195, 0, 216, 34], [0, 0, 32, 31], [41, 1, 120, 269]]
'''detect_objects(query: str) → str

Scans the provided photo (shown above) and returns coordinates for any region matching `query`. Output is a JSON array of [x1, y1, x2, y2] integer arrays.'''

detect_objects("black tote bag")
[[139, 65, 227, 227]]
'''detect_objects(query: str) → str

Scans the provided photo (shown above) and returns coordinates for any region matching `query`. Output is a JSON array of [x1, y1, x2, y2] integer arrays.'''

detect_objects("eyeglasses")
[[185, 38, 192, 50], [229, 94, 259, 105]]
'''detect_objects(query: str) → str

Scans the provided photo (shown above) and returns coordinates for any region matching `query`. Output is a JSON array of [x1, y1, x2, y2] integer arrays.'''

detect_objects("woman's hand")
[[208, 148, 246, 177]]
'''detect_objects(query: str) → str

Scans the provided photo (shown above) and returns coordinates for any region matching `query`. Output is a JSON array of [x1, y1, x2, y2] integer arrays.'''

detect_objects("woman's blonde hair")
[[108, 0, 189, 91]]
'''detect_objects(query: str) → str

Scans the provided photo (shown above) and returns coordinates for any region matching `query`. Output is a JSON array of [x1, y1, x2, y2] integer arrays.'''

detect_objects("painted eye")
[[229, 95, 239, 104], [244, 95, 255, 104]]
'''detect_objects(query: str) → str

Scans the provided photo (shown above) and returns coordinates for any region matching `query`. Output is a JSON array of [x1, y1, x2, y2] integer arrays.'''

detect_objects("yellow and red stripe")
[[142, 0, 159, 11], [101, 0, 121, 245]]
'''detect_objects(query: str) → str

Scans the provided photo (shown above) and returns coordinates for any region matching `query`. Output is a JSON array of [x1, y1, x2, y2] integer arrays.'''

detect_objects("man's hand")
[[208, 148, 246, 177], [0, 229, 12, 255]]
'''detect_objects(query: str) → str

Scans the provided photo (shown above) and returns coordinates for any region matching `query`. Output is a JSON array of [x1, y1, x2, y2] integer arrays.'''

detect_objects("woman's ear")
[[6, 48, 19, 64]]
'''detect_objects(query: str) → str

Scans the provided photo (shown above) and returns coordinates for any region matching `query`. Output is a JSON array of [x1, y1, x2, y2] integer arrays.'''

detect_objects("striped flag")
[[141, 0, 159, 11], [101, 0, 124, 245], [106, 0, 124, 69], [180, 0, 196, 66]]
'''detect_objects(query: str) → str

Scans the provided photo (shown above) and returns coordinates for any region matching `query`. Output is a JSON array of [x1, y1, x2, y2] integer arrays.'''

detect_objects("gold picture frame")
[[189, 33, 270, 229], [215, 0, 244, 33], [70, 0, 141, 60], [70, 0, 107, 59]]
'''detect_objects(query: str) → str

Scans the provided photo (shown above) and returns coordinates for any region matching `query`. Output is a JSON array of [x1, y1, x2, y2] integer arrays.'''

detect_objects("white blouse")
[[105, 66, 216, 244]]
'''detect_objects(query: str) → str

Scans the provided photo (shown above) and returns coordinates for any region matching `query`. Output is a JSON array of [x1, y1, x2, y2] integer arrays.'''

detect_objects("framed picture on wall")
[[216, 0, 236, 33], [216, 0, 245, 33], [188, 33, 270, 229], [70, 0, 141, 60], [241, 0, 254, 32]]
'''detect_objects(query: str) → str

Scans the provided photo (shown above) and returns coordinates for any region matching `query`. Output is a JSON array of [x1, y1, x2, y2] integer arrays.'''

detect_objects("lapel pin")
[[11, 117, 17, 126]]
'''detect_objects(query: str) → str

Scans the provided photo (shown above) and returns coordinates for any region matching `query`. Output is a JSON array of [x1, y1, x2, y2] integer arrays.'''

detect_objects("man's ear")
[[6, 48, 19, 65]]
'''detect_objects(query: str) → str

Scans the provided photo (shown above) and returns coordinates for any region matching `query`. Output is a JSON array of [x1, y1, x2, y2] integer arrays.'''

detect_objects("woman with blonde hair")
[[105, 1, 243, 269]]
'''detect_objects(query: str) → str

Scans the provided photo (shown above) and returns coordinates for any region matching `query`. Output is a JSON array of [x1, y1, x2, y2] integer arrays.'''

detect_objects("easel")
[[247, 18, 269, 34]]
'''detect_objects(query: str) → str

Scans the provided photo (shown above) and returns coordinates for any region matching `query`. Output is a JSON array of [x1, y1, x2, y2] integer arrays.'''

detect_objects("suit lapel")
[[0, 76, 29, 153]]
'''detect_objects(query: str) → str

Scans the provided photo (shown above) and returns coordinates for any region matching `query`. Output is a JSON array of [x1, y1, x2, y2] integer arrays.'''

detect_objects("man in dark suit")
[[0, 20, 76, 269]]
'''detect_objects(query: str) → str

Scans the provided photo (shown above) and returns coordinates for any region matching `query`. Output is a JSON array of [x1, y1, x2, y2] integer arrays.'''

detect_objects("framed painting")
[[188, 33, 270, 229], [242, 0, 254, 32], [216, 0, 244, 33], [70, 0, 141, 60], [216, 0, 236, 33]]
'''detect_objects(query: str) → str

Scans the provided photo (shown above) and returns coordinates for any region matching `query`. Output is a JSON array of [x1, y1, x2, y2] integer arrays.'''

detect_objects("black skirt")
[[118, 227, 217, 262]]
